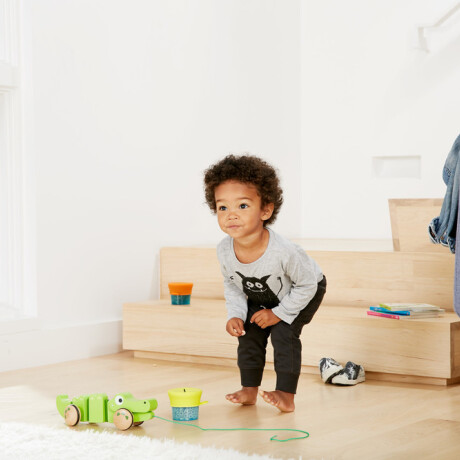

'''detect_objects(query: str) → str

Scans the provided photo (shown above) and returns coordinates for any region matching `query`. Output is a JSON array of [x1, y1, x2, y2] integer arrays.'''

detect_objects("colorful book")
[[369, 306, 410, 315], [369, 306, 444, 317], [378, 303, 442, 312], [367, 310, 442, 320], [367, 310, 401, 319]]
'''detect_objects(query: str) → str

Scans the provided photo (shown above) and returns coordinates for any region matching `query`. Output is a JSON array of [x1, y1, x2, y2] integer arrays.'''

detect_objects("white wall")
[[301, 0, 460, 238], [0, 0, 301, 371], [3, 0, 459, 371]]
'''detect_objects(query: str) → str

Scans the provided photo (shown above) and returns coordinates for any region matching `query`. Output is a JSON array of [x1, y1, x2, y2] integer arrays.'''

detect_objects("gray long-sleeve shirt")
[[216, 228, 324, 324]]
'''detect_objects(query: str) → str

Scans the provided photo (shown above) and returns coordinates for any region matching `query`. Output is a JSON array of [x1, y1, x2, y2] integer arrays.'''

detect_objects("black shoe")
[[331, 361, 365, 385], [319, 357, 343, 383]]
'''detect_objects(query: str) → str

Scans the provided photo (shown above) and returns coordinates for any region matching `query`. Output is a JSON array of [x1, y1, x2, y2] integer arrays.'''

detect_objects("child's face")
[[214, 180, 274, 240]]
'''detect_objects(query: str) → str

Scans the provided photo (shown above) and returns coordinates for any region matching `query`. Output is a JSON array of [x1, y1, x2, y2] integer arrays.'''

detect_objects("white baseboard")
[[0, 319, 122, 372]]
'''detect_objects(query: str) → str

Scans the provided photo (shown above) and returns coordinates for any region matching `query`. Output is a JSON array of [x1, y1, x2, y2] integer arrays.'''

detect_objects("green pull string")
[[154, 415, 309, 442]]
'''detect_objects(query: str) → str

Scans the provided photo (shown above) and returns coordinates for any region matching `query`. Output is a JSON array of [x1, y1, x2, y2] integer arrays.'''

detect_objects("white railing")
[[417, 2, 460, 52]]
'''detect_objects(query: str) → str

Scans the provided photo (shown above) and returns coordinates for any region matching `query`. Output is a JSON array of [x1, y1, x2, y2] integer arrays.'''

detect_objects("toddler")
[[203, 154, 326, 412]]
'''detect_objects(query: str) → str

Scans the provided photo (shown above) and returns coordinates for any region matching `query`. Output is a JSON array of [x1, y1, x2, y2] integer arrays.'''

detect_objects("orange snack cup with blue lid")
[[168, 282, 193, 305]]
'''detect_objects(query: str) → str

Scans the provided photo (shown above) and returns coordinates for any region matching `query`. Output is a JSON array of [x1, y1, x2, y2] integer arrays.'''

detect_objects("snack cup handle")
[[199, 401, 208, 405]]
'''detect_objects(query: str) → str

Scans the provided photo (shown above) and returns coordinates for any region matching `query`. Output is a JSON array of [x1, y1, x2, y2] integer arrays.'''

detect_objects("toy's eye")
[[255, 282, 263, 289], [115, 395, 124, 405], [246, 282, 254, 288]]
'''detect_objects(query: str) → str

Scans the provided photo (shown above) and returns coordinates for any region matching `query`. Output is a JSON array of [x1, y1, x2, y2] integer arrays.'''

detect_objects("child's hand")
[[250, 309, 281, 329], [226, 318, 245, 337]]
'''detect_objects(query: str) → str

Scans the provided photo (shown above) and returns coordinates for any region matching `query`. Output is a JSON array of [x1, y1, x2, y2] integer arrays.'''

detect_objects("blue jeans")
[[429, 133, 460, 254]]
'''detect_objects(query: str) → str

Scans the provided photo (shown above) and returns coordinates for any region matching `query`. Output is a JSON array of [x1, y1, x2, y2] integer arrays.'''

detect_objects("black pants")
[[237, 276, 327, 394]]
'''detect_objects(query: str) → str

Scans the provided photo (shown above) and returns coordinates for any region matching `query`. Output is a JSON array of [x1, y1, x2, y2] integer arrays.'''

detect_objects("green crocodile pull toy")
[[56, 393, 158, 431]]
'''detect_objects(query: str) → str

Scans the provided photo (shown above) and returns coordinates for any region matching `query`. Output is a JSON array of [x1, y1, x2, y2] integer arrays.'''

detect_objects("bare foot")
[[225, 387, 258, 405], [259, 390, 295, 412]]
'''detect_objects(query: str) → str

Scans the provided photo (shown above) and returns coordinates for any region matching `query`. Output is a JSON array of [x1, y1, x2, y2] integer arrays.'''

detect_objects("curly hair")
[[203, 154, 283, 226]]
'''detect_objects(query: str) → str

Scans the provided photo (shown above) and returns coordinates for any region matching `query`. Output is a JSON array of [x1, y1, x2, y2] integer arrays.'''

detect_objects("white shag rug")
[[0, 422, 281, 460]]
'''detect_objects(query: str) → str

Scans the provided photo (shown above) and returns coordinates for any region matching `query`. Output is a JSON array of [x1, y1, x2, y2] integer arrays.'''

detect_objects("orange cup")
[[168, 282, 193, 305]]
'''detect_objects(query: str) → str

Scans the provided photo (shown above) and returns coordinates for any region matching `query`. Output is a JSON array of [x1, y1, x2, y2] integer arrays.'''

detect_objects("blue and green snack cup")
[[168, 283, 193, 305], [168, 387, 208, 421]]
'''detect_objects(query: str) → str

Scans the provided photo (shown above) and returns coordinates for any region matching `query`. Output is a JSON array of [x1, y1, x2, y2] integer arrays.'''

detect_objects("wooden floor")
[[2, 352, 460, 459]]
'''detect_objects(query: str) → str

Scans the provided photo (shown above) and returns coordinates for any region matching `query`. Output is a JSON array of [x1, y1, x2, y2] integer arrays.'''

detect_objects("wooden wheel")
[[133, 421, 144, 426], [113, 409, 134, 430], [64, 404, 80, 427]]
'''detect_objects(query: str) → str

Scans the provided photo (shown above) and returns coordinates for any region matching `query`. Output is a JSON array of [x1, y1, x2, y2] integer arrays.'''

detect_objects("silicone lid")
[[168, 282, 193, 295], [168, 387, 208, 407]]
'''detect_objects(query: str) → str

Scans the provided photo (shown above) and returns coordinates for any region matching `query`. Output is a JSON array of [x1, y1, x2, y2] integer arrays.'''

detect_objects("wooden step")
[[160, 247, 454, 309], [123, 298, 460, 385], [388, 198, 444, 253]]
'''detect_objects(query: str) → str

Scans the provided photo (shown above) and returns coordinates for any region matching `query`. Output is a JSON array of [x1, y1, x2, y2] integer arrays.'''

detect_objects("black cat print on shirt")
[[235, 271, 283, 309]]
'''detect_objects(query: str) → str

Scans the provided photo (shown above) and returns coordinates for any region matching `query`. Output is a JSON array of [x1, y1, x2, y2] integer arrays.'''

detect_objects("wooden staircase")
[[123, 199, 460, 385]]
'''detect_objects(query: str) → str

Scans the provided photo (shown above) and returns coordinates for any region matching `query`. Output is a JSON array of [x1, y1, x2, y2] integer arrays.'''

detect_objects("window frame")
[[0, 0, 34, 321]]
